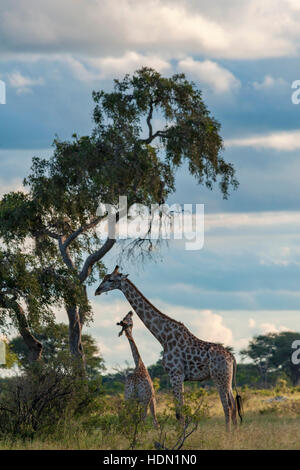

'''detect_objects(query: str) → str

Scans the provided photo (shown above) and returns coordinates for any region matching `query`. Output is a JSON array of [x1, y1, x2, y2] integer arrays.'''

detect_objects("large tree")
[[0, 67, 238, 363]]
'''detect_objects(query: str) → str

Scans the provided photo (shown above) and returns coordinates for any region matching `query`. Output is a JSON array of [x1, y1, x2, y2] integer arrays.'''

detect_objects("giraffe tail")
[[233, 355, 243, 423]]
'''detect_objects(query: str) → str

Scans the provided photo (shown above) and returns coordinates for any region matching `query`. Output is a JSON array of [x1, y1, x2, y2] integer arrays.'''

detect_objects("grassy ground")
[[1, 387, 300, 450]]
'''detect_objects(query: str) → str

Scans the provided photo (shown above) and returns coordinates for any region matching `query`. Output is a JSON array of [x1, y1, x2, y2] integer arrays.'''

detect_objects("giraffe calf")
[[117, 311, 159, 429]]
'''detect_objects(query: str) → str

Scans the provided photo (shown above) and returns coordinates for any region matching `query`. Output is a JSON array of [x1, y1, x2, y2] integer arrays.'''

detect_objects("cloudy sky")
[[1, 0, 300, 371]]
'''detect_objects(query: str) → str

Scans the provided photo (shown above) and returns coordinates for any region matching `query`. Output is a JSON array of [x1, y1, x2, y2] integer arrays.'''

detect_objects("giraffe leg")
[[169, 373, 185, 423], [217, 386, 232, 432], [149, 397, 159, 429]]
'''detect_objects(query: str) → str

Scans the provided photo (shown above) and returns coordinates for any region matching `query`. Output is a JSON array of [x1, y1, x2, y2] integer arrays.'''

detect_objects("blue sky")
[[1, 0, 300, 370]]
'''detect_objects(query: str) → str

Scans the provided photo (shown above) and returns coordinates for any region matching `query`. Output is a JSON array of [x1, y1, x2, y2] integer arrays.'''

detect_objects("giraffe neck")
[[125, 332, 142, 368], [120, 279, 178, 346]]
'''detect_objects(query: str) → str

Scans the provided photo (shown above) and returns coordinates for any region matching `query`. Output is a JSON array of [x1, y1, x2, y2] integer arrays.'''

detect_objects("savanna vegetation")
[[1, 328, 300, 450]]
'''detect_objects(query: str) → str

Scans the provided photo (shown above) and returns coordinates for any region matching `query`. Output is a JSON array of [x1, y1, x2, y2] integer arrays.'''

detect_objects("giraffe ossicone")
[[95, 266, 243, 431]]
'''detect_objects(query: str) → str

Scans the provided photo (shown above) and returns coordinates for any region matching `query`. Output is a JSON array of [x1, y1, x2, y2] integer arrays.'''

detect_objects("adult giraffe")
[[95, 266, 243, 431]]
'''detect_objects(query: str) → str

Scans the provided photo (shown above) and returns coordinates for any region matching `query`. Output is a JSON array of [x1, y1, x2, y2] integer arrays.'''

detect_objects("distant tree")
[[235, 363, 261, 387], [241, 331, 300, 386], [0, 67, 238, 364]]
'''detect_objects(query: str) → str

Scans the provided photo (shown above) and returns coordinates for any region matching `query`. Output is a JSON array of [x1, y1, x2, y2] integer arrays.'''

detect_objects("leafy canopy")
[[0, 68, 237, 251], [9, 323, 105, 379]]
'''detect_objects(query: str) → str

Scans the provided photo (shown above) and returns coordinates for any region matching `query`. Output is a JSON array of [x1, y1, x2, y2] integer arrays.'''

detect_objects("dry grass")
[[1, 388, 300, 450]]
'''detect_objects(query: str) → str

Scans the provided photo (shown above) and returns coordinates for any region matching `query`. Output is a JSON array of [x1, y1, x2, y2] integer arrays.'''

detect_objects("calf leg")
[[149, 397, 159, 429]]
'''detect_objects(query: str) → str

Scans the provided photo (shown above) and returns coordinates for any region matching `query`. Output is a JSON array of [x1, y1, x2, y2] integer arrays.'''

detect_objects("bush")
[[0, 360, 100, 439]]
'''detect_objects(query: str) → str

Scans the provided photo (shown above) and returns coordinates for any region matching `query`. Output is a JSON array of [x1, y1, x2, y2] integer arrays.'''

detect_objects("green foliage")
[[236, 363, 261, 387], [148, 355, 170, 390], [93, 67, 238, 198], [152, 377, 160, 392], [0, 247, 88, 365], [9, 323, 105, 379], [115, 399, 149, 450], [0, 250, 53, 329]]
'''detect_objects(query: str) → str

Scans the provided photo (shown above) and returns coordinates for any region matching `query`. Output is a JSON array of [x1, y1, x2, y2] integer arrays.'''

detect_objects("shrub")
[[0, 360, 100, 439]]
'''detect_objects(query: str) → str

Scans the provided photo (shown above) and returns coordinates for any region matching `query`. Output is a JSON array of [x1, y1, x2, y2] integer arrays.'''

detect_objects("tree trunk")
[[66, 304, 86, 368], [66, 284, 90, 373], [13, 302, 43, 362]]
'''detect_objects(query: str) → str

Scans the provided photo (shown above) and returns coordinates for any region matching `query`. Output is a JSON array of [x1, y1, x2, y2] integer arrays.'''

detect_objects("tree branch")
[[63, 216, 104, 249], [146, 101, 154, 142], [79, 237, 116, 283], [2, 298, 43, 362], [78, 211, 121, 283], [140, 130, 169, 145], [58, 236, 76, 271], [139, 101, 169, 145]]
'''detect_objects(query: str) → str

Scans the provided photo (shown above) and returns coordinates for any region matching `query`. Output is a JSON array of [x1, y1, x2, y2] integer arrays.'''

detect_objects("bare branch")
[[140, 130, 169, 145], [79, 237, 116, 283], [139, 100, 169, 145], [146, 101, 154, 142], [6, 299, 43, 362], [78, 211, 121, 282]]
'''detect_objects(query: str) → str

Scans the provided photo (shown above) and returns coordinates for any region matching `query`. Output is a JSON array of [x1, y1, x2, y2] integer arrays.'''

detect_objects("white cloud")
[[253, 74, 286, 90], [178, 58, 240, 93], [225, 129, 300, 150], [205, 210, 300, 232], [7, 71, 44, 94], [0, 0, 300, 62], [248, 318, 256, 328], [65, 52, 171, 81], [189, 309, 234, 345]]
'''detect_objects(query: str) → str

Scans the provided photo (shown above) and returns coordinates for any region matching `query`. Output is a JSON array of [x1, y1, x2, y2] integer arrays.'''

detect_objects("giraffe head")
[[116, 311, 134, 337], [94, 265, 128, 296]]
